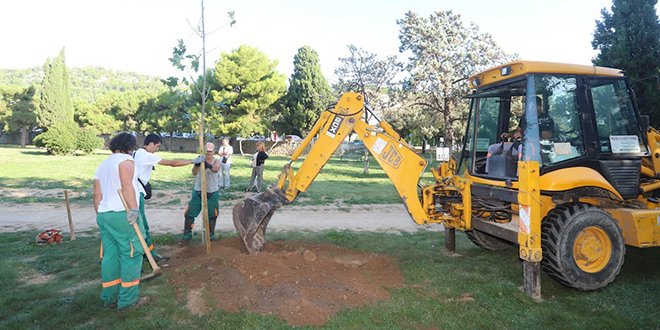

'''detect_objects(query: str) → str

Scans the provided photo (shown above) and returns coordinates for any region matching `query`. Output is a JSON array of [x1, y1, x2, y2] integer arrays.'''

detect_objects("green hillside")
[[0, 66, 167, 102]]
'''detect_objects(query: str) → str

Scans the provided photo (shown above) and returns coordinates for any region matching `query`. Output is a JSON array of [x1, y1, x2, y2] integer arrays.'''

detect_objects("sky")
[[2, 0, 655, 84]]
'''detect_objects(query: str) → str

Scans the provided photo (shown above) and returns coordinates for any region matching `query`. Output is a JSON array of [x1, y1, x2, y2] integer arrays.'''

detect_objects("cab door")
[[587, 77, 649, 200]]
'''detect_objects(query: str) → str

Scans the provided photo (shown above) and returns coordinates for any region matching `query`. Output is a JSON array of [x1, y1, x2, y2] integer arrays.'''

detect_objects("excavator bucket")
[[233, 185, 290, 254]]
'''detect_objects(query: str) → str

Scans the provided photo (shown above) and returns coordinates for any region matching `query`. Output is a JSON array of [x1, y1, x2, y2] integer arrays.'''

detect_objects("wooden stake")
[[199, 121, 211, 254], [445, 227, 455, 252], [64, 190, 75, 241], [523, 261, 542, 301]]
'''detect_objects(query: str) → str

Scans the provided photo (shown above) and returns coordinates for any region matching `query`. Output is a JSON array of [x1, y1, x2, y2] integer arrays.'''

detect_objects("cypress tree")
[[281, 46, 333, 136], [39, 47, 74, 128], [592, 0, 660, 123]]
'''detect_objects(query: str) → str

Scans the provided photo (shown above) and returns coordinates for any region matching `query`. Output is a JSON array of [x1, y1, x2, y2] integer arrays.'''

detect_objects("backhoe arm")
[[278, 93, 430, 224], [233, 92, 430, 254], [643, 125, 660, 179]]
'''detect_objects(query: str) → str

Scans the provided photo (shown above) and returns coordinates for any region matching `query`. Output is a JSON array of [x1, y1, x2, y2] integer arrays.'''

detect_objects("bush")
[[34, 121, 78, 155], [76, 127, 102, 155], [33, 121, 102, 155]]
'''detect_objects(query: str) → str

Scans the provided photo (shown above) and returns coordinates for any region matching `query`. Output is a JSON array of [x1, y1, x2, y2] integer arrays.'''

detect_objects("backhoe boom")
[[233, 92, 430, 253]]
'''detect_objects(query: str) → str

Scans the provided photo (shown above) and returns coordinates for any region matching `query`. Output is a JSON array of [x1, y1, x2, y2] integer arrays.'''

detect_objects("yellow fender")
[[539, 167, 623, 200]]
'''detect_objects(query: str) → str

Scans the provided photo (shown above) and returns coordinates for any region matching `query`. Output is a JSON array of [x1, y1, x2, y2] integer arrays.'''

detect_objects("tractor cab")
[[460, 61, 649, 200]]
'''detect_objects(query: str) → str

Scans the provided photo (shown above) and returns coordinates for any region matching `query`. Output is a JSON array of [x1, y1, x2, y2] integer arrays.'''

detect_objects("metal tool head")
[[233, 185, 289, 254]]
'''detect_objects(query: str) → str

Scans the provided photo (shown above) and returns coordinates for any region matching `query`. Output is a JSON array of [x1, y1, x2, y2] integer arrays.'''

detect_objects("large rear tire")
[[466, 229, 513, 251], [541, 203, 625, 291]]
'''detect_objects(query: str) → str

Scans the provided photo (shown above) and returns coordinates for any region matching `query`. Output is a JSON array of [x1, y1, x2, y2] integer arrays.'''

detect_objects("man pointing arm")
[[133, 133, 205, 261]]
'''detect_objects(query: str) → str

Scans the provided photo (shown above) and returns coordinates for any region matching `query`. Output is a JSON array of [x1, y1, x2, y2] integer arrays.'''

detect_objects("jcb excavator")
[[233, 61, 660, 299]]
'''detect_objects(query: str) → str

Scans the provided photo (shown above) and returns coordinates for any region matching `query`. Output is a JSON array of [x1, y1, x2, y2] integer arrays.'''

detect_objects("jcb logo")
[[379, 143, 402, 169], [325, 116, 344, 138]]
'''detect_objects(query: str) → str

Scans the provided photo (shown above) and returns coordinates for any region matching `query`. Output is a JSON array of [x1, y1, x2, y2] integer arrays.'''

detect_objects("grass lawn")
[[1, 229, 659, 329], [1, 144, 659, 329], [0, 144, 440, 205]]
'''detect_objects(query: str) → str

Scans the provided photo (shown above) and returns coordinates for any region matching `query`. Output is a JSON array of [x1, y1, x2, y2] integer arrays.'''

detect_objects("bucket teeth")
[[233, 186, 289, 254]]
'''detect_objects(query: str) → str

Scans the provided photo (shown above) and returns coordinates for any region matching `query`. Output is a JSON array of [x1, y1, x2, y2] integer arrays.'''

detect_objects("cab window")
[[535, 76, 586, 166], [462, 96, 502, 176], [589, 78, 648, 154]]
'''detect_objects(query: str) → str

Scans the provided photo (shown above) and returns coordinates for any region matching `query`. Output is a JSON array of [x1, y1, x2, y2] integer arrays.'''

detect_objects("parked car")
[[248, 135, 266, 141], [284, 135, 302, 142], [187, 132, 215, 140]]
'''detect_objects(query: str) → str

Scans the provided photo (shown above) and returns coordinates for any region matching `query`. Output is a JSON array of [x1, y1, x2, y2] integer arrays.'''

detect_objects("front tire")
[[541, 203, 625, 291]]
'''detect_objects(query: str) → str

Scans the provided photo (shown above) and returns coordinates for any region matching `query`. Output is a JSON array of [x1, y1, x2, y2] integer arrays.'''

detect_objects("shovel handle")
[[117, 189, 161, 274]]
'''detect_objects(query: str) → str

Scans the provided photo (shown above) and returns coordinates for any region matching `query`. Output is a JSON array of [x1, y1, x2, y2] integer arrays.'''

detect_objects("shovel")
[[117, 189, 161, 281]]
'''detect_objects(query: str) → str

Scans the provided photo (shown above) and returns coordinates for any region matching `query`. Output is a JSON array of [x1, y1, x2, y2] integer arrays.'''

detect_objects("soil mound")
[[167, 237, 403, 326]]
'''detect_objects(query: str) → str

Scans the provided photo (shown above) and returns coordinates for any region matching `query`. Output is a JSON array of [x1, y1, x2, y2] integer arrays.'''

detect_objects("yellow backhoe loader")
[[233, 61, 660, 299]]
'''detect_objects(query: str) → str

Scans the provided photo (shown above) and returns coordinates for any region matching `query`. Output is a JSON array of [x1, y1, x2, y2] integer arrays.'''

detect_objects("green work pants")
[[139, 193, 158, 258], [183, 190, 219, 240], [97, 211, 144, 310]]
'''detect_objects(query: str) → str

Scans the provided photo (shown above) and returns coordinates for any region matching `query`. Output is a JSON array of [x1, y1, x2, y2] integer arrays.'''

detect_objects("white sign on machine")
[[436, 147, 450, 162], [610, 135, 640, 153]]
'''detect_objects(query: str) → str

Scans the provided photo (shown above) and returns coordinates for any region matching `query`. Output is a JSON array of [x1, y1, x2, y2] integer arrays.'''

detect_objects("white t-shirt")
[[132, 148, 162, 194], [94, 153, 140, 213], [218, 144, 233, 165]]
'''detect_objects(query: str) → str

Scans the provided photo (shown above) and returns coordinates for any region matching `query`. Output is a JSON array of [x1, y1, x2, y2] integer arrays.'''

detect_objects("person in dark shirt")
[[246, 141, 269, 193]]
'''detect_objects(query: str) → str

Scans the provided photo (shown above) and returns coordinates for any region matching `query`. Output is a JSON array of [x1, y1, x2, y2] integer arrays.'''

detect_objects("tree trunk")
[[167, 131, 173, 151], [445, 118, 454, 153], [443, 93, 454, 152], [363, 149, 370, 174], [21, 124, 27, 148]]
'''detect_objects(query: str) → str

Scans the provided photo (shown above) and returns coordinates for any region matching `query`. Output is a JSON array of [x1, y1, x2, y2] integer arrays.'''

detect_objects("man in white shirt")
[[93, 132, 146, 311], [217, 138, 234, 189], [133, 134, 205, 261]]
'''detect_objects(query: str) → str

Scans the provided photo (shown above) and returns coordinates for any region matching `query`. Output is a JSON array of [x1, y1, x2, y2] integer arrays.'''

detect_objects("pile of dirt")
[[167, 237, 404, 326]]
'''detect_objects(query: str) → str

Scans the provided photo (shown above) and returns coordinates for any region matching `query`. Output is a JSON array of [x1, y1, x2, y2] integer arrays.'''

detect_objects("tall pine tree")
[[592, 0, 660, 124], [279, 46, 333, 136], [39, 47, 74, 128], [211, 45, 286, 138]]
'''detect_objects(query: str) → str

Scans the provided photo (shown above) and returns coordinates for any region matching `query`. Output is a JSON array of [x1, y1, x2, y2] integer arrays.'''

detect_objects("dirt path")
[[0, 201, 443, 235]]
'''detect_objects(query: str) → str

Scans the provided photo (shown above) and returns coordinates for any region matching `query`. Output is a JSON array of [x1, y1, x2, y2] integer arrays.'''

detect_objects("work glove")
[[127, 209, 139, 225], [191, 155, 205, 164], [204, 162, 214, 169]]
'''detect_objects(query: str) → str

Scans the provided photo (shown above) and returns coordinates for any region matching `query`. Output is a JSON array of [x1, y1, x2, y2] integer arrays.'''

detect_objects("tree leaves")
[[210, 45, 286, 138], [39, 47, 74, 128], [279, 45, 333, 136], [592, 0, 660, 124], [334, 45, 401, 106], [395, 10, 515, 147]]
